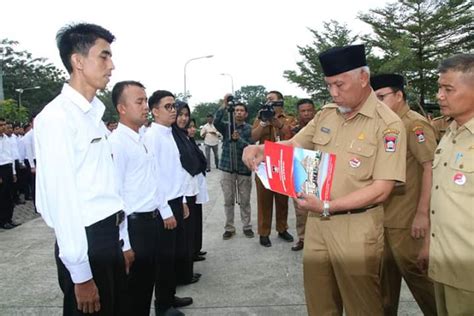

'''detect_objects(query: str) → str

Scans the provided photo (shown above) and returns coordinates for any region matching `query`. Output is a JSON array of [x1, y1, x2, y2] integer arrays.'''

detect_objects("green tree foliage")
[[191, 102, 220, 128], [234, 85, 267, 123], [283, 21, 365, 104], [1, 39, 66, 116], [359, 0, 474, 107], [97, 88, 118, 123], [0, 99, 29, 123]]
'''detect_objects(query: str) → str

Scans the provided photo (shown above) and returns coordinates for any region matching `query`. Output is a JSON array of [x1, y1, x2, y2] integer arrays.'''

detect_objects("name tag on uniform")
[[90, 137, 102, 144], [321, 127, 330, 134]]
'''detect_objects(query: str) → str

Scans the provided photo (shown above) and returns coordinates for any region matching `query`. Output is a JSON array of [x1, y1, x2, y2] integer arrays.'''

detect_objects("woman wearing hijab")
[[172, 101, 207, 285]]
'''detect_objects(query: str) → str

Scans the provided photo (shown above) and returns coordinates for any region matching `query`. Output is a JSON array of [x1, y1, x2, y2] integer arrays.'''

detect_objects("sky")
[[1, 0, 389, 108]]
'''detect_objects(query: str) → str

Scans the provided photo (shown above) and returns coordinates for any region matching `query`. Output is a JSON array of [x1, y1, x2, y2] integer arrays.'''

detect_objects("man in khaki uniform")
[[418, 53, 474, 316], [431, 115, 452, 142], [243, 44, 407, 315], [371, 74, 437, 315], [251, 90, 295, 247]]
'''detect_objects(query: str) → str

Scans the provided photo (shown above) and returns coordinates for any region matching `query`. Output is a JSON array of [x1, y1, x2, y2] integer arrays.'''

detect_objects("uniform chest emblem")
[[321, 127, 330, 134], [383, 129, 400, 153], [453, 172, 466, 185], [357, 133, 365, 140], [349, 157, 361, 168], [413, 126, 425, 143]]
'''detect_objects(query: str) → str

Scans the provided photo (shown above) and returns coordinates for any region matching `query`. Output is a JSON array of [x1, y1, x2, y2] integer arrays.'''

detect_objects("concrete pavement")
[[0, 168, 422, 315]]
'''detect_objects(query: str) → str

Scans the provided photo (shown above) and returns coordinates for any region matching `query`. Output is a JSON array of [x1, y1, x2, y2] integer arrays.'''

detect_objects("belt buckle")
[[116, 211, 125, 226]]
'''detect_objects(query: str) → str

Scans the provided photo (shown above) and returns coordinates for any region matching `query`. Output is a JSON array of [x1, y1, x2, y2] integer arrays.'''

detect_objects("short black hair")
[[207, 114, 214, 118], [111, 81, 145, 108], [267, 90, 284, 101], [56, 23, 115, 74], [148, 90, 175, 110], [296, 98, 315, 110], [106, 120, 117, 126], [235, 102, 248, 112]]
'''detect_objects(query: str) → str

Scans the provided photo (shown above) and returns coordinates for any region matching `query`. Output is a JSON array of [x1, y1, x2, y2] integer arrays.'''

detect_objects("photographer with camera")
[[251, 90, 295, 247], [214, 94, 255, 240]]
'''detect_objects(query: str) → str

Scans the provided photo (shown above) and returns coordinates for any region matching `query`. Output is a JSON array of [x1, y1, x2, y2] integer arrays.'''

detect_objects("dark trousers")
[[154, 197, 185, 310], [177, 196, 197, 284], [55, 212, 128, 316], [0, 164, 14, 225], [24, 159, 35, 203], [127, 212, 160, 316], [205, 144, 219, 170], [194, 203, 203, 256], [255, 177, 289, 236]]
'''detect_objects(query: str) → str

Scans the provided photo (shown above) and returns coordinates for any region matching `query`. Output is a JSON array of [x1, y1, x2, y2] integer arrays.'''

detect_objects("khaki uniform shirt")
[[384, 104, 437, 228], [429, 117, 474, 291], [253, 113, 295, 143], [431, 116, 451, 142], [292, 92, 406, 200]]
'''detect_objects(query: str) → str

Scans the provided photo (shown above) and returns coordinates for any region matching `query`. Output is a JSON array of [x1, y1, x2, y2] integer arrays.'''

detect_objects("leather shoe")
[[198, 251, 207, 256], [259, 236, 272, 247], [243, 229, 255, 238], [291, 239, 304, 251], [9, 220, 21, 227], [156, 306, 184, 316], [1, 223, 15, 229], [193, 255, 206, 262], [278, 230, 294, 242], [222, 231, 235, 240], [172, 296, 193, 308], [194, 273, 202, 278]]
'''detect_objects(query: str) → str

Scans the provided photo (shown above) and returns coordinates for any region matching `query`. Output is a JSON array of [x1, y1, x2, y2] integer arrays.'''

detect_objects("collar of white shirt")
[[115, 123, 141, 143], [151, 122, 172, 135], [62, 83, 105, 123]]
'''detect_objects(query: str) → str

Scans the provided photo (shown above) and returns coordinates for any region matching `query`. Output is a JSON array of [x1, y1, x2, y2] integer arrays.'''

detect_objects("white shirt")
[[22, 129, 36, 168], [144, 123, 186, 202], [34, 83, 124, 284], [196, 173, 209, 204], [0, 134, 15, 174], [109, 123, 172, 249], [200, 122, 221, 146], [7, 134, 21, 161], [16, 134, 26, 161]]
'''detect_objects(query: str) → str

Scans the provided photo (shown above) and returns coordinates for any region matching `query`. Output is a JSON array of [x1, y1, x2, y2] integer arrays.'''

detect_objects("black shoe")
[[172, 296, 193, 308], [193, 255, 206, 262], [9, 220, 21, 227], [1, 223, 15, 230], [243, 229, 255, 238], [194, 273, 202, 278], [156, 306, 185, 316], [259, 236, 271, 247], [206, 168, 211, 172], [278, 230, 294, 242], [222, 231, 235, 240], [291, 239, 304, 251], [198, 251, 207, 256]]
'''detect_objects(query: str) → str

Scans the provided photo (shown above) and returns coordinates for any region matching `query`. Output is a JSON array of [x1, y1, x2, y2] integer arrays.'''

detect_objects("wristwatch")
[[320, 200, 331, 220]]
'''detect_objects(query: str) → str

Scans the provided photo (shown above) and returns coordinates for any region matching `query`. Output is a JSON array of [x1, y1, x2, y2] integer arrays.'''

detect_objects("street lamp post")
[[220, 73, 234, 94], [15, 86, 41, 108], [183, 55, 214, 101]]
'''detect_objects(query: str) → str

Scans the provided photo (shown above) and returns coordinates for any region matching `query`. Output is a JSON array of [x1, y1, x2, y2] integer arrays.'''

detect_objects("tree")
[[235, 85, 267, 123], [97, 88, 118, 123], [0, 39, 66, 116], [0, 99, 29, 123], [283, 20, 367, 104], [359, 0, 473, 107], [191, 101, 220, 128]]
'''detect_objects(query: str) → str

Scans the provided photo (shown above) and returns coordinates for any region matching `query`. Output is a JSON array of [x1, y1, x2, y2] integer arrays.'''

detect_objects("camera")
[[258, 100, 283, 122]]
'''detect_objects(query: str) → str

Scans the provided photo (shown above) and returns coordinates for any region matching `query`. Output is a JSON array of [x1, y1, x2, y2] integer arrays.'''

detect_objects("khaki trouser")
[[434, 281, 474, 316], [382, 228, 437, 316], [221, 172, 252, 232], [293, 199, 308, 240], [255, 177, 288, 236], [303, 207, 384, 316]]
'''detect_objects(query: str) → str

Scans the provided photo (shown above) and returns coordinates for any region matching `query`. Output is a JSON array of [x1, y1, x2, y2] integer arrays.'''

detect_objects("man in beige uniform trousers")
[[371, 74, 437, 315], [243, 44, 407, 315], [418, 53, 474, 315]]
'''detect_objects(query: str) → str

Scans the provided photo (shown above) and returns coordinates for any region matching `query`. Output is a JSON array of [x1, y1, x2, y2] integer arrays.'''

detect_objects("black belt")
[[128, 209, 159, 220], [90, 210, 125, 228], [309, 204, 379, 218]]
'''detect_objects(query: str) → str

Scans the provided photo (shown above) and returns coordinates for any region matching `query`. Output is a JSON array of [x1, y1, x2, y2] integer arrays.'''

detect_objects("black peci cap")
[[318, 44, 367, 77], [370, 74, 405, 91]]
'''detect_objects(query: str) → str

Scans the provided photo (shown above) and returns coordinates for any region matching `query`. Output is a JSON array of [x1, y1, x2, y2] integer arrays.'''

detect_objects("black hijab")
[[172, 101, 207, 176]]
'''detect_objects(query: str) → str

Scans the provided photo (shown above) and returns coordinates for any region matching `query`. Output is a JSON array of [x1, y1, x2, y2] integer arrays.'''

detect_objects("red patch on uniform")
[[453, 172, 466, 185], [384, 135, 397, 152], [414, 127, 425, 143]]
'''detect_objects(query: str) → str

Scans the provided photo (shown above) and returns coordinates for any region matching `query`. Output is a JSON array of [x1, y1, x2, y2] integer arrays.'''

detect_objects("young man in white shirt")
[[144, 90, 193, 316], [200, 114, 221, 172], [34, 23, 129, 315], [0, 118, 17, 229], [109, 81, 172, 316]]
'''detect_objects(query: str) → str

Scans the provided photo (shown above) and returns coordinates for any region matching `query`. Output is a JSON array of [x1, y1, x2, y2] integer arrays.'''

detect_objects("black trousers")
[[154, 197, 186, 310], [0, 164, 14, 225], [24, 159, 35, 203], [194, 203, 203, 257], [127, 212, 160, 316], [176, 195, 197, 285], [55, 212, 128, 316]]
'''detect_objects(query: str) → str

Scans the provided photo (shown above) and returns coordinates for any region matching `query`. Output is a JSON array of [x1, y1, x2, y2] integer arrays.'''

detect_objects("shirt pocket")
[[312, 131, 331, 148], [448, 151, 473, 193], [346, 140, 376, 180]]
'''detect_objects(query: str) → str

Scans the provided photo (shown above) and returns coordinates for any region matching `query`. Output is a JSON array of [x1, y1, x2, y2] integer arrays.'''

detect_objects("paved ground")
[[0, 167, 423, 315]]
